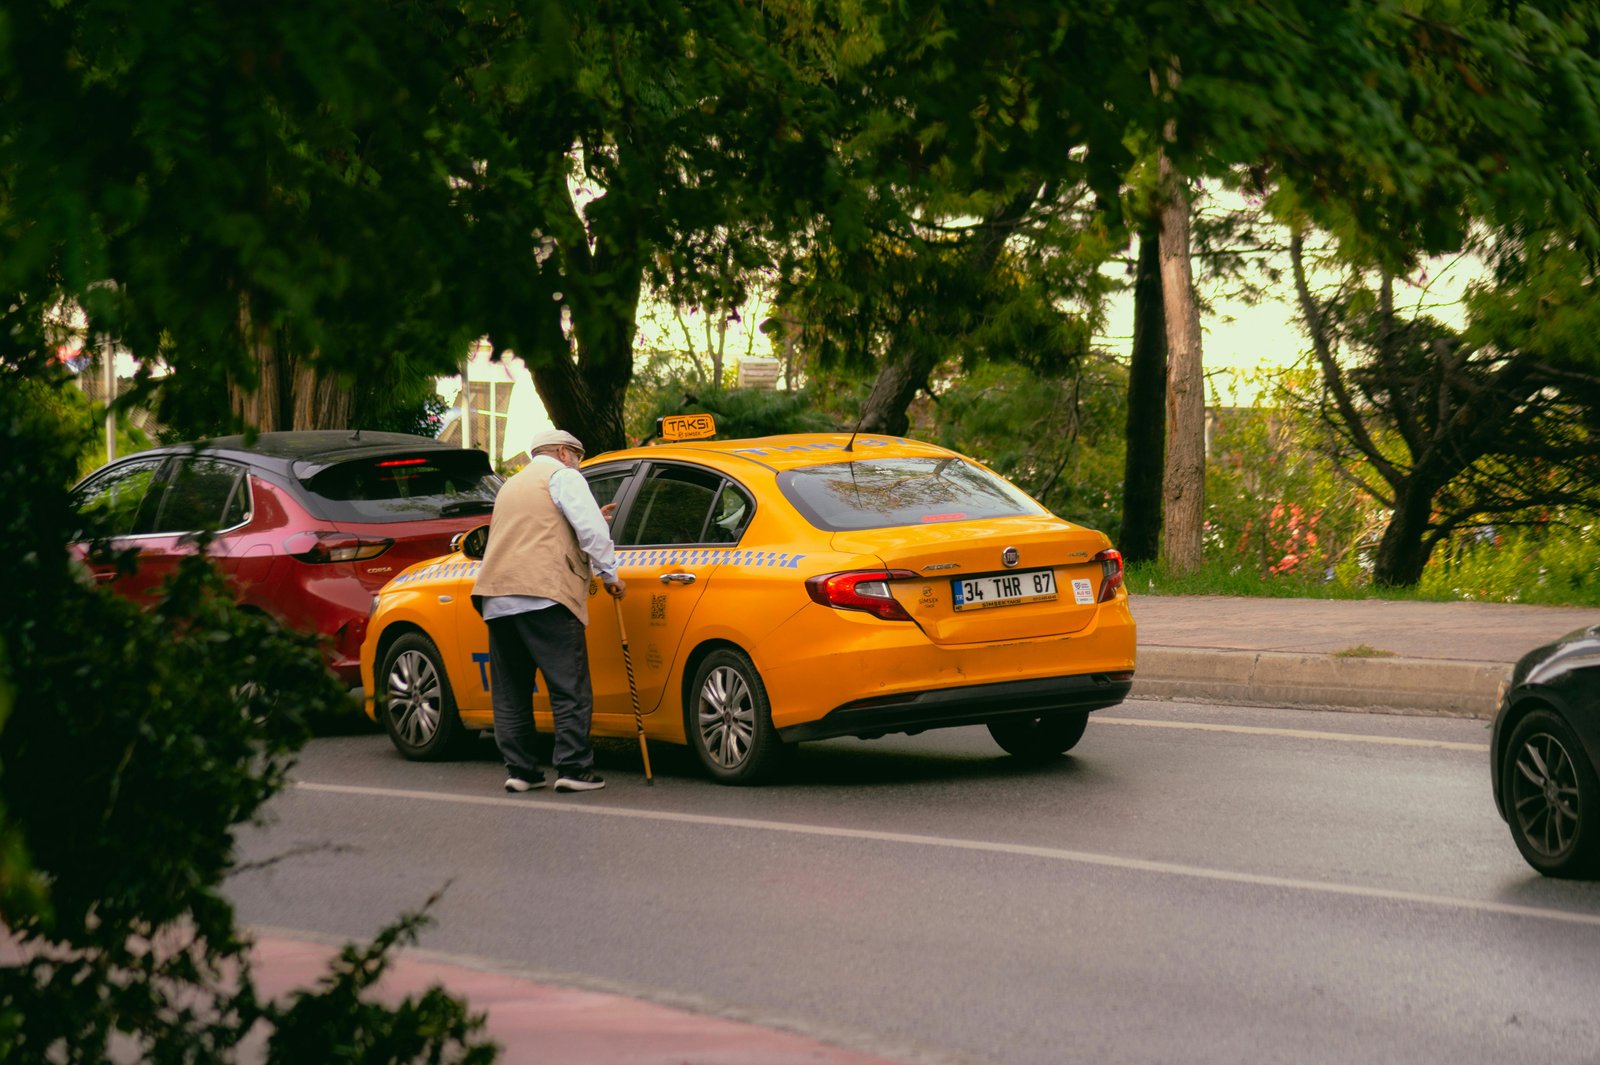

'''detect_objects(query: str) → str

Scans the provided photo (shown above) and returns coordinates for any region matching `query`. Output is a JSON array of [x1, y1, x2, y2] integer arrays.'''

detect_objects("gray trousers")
[[487, 605, 594, 780]]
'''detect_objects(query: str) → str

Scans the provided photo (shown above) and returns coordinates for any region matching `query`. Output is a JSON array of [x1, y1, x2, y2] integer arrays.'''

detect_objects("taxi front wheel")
[[687, 649, 790, 785], [380, 632, 467, 761], [987, 712, 1089, 763]]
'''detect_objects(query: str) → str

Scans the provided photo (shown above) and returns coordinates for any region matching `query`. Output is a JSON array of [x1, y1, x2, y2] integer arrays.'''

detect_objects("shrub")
[[0, 364, 496, 1063], [1418, 521, 1600, 606]]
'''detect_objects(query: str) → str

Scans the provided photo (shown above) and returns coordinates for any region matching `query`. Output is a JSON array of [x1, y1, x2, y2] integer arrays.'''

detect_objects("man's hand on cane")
[[605, 577, 626, 600]]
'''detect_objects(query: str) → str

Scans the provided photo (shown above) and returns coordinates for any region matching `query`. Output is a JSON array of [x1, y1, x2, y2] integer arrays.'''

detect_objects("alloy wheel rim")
[[387, 650, 442, 747], [1511, 731, 1582, 858], [698, 665, 755, 768]]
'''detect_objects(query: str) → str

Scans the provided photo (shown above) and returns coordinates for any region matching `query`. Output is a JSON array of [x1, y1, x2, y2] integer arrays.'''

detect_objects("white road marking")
[[1096, 715, 1490, 751], [293, 781, 1600, 928]]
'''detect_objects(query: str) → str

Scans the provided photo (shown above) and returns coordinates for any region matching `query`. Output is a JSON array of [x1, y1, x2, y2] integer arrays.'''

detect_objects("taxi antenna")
[[844, 410, 866, 452]]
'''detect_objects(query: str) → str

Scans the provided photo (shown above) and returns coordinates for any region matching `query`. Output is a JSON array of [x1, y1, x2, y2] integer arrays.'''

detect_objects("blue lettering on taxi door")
[[472, 651, 535, 692]]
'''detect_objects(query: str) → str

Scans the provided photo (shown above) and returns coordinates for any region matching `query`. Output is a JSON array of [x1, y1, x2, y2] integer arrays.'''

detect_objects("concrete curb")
[[1132, 646, 1509, 719]]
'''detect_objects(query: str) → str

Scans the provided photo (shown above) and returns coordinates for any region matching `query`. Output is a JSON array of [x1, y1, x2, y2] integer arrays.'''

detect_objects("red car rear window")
[[300, 452, 500, 523]]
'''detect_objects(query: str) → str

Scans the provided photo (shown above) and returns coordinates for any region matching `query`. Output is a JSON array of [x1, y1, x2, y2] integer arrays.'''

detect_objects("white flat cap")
[[527, 428, 585, 455]]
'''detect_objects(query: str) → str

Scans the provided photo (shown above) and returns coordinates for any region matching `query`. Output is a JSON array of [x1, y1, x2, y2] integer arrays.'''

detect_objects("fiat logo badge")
[[1001, 546, 1020, 568]]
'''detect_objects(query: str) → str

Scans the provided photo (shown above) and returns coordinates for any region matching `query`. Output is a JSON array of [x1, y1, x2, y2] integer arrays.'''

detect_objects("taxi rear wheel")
[[987, 711, 1089, 763], [687, 649, 789, 785], [380, 632, 466, 761]]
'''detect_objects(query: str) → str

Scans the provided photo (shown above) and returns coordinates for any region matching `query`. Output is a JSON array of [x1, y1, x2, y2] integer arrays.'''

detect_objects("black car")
[[1491, 624, 1600, 878]]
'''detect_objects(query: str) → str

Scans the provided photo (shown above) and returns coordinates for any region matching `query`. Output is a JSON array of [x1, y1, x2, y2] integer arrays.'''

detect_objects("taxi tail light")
[[1095, 549, 1124, 602], [283, 530, 394, 563], [805, 569, 919, 621]]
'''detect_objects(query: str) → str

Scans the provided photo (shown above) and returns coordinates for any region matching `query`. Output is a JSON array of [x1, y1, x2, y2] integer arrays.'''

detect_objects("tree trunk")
[[511, 154, 645, 455], [855, 353, 928, 435], [528, 268, 640, 453], [1156, 151, 1206, 574], [290, 364, 352, 430], [779, 312, 799, 390], [531, 363, 629, 452], [1371, 484, 1436, 587], [1118, 220, 1167, 563], [231, 294, 355, 431]]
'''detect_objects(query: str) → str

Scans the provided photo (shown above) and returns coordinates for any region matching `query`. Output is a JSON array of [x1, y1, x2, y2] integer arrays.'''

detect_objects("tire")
[[379, 632, 467, 761], [987, 711, 1090, 763], [686, 648, 789, 784], [1503, 708, 1600, 879]]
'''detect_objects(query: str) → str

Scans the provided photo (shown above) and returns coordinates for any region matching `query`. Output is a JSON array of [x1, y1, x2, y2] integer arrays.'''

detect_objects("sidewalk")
[[245, 933, 926, 1065], [244, 594, 1600, 1065], [1129, 593, 1600, 719]]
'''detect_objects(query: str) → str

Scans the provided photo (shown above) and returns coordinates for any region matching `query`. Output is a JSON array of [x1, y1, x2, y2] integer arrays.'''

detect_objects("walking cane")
[[614, 596, 654, 785]]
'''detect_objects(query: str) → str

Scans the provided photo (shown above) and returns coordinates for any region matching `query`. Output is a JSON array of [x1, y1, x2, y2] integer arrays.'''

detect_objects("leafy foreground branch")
[[260, 904, 495, 1065], [0, 368, 497, 1062]]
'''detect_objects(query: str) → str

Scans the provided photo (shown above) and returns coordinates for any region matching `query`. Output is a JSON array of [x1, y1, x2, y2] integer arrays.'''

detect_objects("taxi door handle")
[[659, 572, 697, 585]]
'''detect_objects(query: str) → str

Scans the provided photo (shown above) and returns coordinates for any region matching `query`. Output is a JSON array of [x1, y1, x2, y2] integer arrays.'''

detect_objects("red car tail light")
[[1094, 548, 1124, 602], [283, 530, 394, 564], [805, 569, 919, 621]]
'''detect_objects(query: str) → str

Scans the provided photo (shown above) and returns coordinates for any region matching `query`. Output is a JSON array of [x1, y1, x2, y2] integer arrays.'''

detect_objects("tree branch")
[[1291, 233, 1402, 488]]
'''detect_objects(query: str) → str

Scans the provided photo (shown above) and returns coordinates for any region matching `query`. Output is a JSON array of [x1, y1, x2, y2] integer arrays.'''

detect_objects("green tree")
[[0, 367, 496, 1062], [781, 178, 1114, 437], [2, 2, 507, 1051], [1291, 231, 1600, 587], [459, 0, 865, 451], [923, 357, 1129, 529], [790, 0, 1600, 574], [1, 0, 498, 431]]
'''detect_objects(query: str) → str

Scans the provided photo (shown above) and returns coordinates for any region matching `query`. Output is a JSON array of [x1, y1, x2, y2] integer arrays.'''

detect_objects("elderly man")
[[474, 428, 625, 794]]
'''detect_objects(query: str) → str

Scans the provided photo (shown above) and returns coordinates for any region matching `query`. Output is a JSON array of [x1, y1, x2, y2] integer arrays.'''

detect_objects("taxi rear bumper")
[[777, 672, 1133, 743]]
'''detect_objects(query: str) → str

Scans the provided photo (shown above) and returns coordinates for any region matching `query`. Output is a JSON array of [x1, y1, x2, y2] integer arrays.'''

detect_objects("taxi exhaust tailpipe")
[[614, 597, 654, 785]]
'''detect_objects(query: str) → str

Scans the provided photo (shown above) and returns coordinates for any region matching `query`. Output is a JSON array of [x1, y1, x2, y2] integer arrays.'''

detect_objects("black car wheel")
[[987, 711, 1090, 763], [1503, 708, 1600, 879], [380, 632, 466, 761], [686, 648, 789, 784]]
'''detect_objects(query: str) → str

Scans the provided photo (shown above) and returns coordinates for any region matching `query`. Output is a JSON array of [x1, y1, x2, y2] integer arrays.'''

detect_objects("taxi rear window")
[[776, 457, 1045, 531], [301, 452, 501, 523]]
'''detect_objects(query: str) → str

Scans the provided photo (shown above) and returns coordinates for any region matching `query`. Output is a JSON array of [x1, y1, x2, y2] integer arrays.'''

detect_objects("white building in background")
[[433, 341, 554, 470]]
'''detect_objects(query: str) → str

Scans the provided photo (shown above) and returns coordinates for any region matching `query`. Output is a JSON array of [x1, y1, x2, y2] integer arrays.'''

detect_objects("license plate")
[[951, 568, 1057, 611]]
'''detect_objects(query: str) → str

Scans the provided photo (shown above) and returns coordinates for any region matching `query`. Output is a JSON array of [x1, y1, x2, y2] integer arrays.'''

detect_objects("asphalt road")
[[228, 701, 1600, 1065]]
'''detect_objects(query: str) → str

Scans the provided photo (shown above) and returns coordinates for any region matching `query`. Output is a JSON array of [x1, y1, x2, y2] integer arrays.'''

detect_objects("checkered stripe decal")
[[388, 559, 483, 587], [620, 548, 806, 569], [387, 548, 806, 587]]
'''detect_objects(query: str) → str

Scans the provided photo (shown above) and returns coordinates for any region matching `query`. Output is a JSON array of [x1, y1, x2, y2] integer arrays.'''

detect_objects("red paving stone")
[[250, 935, 916, 1065]]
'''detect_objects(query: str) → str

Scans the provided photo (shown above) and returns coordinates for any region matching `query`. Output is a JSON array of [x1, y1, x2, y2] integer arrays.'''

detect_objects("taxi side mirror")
[[452, 524, 490, 559]]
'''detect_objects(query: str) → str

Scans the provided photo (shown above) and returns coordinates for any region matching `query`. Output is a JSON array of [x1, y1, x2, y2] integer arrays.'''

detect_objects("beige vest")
[[472, 460, 594, 625]]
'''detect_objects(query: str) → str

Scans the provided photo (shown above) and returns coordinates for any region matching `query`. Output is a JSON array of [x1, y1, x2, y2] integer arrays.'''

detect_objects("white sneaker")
[[554, 768, 606, 793], [504, 776, 546, 793]]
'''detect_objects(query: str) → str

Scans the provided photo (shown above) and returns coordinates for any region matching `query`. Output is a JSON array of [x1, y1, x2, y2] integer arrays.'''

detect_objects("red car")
[[71, 431, 502, 688]]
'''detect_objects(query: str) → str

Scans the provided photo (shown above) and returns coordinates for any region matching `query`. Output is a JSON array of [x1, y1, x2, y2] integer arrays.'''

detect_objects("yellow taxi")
[[360, 426, 1136, 784]]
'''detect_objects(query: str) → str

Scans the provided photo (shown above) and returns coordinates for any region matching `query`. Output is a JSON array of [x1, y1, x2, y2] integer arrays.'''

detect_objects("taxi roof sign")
[[658, 413, 716, 442]]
